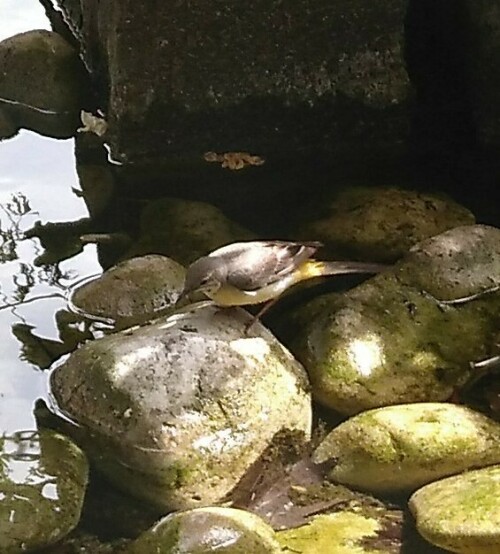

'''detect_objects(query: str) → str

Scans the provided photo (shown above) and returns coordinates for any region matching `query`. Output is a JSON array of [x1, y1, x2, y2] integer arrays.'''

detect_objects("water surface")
[[0, 1, 102, 433]]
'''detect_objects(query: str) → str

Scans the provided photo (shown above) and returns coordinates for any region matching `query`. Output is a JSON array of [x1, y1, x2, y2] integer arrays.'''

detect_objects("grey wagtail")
[[179, 240, 386, 327]]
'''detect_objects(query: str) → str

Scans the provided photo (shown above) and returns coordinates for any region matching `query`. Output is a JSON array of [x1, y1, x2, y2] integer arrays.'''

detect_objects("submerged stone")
[[0, 429, 88, 553], [409, 464, 500, 554], [313, 403, 500, 494], [127, 507, 281, 554], [49, 303, 311, 510]]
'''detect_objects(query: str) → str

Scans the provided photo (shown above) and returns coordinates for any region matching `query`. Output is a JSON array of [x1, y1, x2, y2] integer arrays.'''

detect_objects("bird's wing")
[[213, 240, 321, 291]]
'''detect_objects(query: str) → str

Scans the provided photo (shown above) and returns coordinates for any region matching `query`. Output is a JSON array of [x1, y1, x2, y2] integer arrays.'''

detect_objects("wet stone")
[[0, 30, 88, 138], [49, 303, 312, 510], [0, 429, 89, 553], [409, 464, 500, 554], [313, 403, 500, 495], [0, 107, 18, 139], [69, 254, 186, 327], [127, 507, 282, 554], [297, 186, 475, 263], [290, 224, 500, 414]]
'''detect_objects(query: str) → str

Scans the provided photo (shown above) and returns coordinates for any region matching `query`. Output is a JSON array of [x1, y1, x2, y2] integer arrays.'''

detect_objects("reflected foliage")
[[0, 193, 98, 370], [0, 193, 32, 263], [0, 193, 82, 309], [12, 308, 97, 370], [0, 430, 40, 479], [24, 218, 90, 266]]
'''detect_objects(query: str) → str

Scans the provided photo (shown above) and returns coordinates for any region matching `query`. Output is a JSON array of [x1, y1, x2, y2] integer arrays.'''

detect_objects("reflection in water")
[[0, 193, 31, 263], [0, 131, 102, 434], [0, 192, 82, 309], [0, 430, 52, 485]]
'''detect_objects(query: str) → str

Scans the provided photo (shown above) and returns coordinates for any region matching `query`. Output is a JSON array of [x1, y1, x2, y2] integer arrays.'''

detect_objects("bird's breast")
[[208, 274, 297, 306]]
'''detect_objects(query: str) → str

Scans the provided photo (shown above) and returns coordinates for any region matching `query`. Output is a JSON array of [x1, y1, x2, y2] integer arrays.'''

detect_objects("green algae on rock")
[[313, 403, 500, 495], [69, 254, 186, 327], [49, 303, 311, 510], [291, 224, 500, 414], [277, 511, 395, 554], [297, 186, 474, 263], [409, 464, 500, 554], [0, 429, 89, 553], [127, 507, 282, 554]]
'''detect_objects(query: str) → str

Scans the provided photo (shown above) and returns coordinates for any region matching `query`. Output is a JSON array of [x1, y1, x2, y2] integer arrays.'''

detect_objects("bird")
[[179, 240, 386, 329]]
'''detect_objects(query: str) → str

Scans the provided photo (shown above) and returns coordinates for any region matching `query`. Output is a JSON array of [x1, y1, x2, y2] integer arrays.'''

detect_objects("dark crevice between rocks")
[[405, 0, 499, 226]]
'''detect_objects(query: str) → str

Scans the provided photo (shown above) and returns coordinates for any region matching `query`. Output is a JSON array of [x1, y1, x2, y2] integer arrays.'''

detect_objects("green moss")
[[277, 512, 385, 554]]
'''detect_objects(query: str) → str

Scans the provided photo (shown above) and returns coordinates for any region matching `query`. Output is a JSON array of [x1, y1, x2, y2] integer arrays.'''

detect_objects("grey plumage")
[[212, 240, 322, 290]]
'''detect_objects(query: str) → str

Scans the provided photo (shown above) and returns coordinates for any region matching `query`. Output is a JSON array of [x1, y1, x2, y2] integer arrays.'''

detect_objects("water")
[[0, 1, 102, 433]]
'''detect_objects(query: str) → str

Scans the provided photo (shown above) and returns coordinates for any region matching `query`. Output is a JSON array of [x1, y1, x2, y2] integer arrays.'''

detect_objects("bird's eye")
[[200, 276, 210, 285]]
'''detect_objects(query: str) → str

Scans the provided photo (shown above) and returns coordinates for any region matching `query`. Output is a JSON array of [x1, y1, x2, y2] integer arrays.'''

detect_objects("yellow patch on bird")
[[298, 260, 326, 280]]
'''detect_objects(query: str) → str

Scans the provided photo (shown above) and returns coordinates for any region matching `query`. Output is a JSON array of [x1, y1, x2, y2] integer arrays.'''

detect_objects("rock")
[[297, 186, 475, 262], [0, 30, 88, 138], [69, 254, 186, 327], [291, 224, 500, 414], [125, 198, 256, 265], [409, 464, 500, 554], [56, 0, 411, 165], [0, 107, 19, 140], [127, 507, 282, 553], [313, 403, 500, 495], [0, 429, 89, 553], [397, 224, 500, 302], [76, 164, 115, 219], [49, 303, 311, 510]]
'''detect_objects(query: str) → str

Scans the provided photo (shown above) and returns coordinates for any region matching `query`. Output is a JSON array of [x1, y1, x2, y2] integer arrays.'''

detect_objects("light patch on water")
[[0, 0, 49, 41], [0, 132, 83, 221], [0, 3, 103, 436], [347, 335, 385, 377], [41, 482, 59, 501]]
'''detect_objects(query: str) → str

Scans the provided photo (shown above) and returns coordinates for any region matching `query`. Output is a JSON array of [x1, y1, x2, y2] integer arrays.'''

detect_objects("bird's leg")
[[244, 297, 281, 334]]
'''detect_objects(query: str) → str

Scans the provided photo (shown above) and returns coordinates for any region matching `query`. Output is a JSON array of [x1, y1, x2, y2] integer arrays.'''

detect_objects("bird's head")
[[179, 256, 226, 302]]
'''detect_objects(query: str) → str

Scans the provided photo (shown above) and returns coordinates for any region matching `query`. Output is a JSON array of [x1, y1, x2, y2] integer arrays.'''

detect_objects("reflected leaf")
[[12, 262, 36, 303], [5, 193, 32, 217], [11, 323, 71, 370], [23, 218, 90, 266]]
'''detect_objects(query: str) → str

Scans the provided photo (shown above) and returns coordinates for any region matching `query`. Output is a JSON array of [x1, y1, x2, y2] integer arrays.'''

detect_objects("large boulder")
[[0, 30, 88, 138], [56, 0, 411, 165], [49, 304, 312, 510]]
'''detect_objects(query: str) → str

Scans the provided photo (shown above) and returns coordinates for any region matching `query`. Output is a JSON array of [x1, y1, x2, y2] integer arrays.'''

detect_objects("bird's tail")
[[300, 260, 388, 280]]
